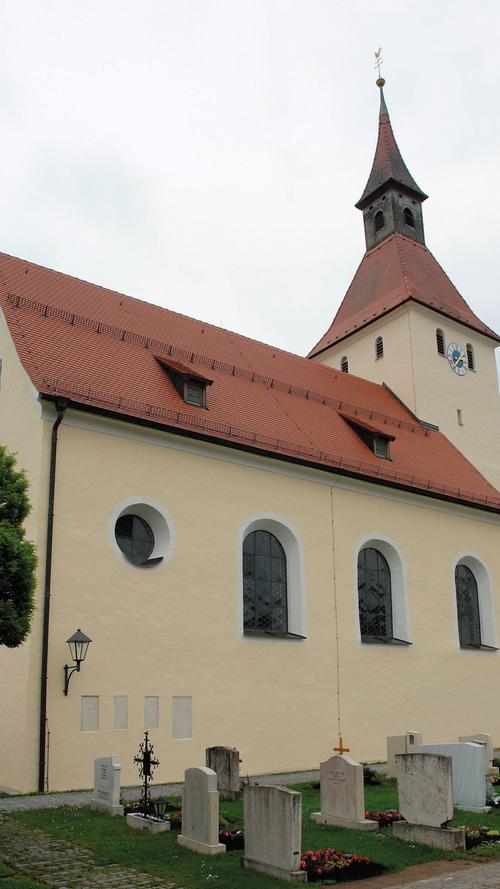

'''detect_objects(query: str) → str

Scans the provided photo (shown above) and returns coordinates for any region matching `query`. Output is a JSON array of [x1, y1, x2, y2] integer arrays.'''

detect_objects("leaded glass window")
[[115, 514, 155, 566], [243, 531, 287, 633], [358, 547, 393, 641], [455, 564, 481, 647]]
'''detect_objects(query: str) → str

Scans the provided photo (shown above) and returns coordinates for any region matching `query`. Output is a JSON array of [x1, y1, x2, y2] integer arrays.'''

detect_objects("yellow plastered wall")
[[0, 311, 50, 792], [23, 411, 500, 792], [312, 303, 500, 489]]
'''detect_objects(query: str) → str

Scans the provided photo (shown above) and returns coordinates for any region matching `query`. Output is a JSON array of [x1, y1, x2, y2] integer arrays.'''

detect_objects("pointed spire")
[[355, 80, 427, 210]]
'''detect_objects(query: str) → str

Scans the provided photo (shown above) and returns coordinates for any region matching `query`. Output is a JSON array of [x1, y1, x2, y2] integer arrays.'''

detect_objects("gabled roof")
[[308, 234, 500, 356], [1, 250, 499, 512], [356, 86, 427, 209]]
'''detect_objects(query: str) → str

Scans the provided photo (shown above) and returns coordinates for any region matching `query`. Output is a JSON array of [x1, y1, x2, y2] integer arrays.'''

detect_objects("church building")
[[1, 80, 499, 794]]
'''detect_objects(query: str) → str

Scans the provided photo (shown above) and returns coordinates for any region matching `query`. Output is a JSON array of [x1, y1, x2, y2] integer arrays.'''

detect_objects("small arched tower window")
[[375, 336, 384, 359], [341, 356, 348, 373], [404, 207, 415, 227], [374, 210, 385, 232], [466, 343, 475, 371], [436, 329, 445, 356]]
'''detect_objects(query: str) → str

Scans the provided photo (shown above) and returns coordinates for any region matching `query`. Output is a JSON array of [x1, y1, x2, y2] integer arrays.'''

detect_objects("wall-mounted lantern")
[[63, 629, 92, 695]]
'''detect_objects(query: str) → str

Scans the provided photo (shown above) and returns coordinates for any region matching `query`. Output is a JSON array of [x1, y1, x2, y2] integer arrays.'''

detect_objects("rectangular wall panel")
[[144, 696, 159, 730], [81, 695, 99, 732], [172, 696, 192, 739], [114, 695, 128, 729]]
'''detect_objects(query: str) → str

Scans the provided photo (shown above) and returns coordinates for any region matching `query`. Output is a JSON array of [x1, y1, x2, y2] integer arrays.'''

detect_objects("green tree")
[[0, 446, 36, 646]]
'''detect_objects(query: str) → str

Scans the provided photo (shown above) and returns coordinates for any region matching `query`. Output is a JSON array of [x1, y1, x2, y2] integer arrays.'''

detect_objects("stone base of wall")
[[311, 812, 378, 831], [241, 856, 307, 883], [393, 821, 466, 851], [90, 800, 124, 817]]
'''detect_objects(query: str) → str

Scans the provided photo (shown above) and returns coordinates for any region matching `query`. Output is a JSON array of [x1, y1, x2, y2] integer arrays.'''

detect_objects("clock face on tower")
[[447, 343, 468, 375]]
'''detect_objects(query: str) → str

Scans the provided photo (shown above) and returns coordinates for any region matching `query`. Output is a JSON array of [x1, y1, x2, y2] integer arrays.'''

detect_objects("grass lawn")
[[6, 779, 500, 889]]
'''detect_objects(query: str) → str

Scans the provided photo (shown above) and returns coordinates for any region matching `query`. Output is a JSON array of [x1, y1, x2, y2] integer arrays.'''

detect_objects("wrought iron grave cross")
[[133, 730, 159, 816]]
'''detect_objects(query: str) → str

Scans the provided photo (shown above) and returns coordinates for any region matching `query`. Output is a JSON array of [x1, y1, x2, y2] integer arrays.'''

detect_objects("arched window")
[[455, 564, 481, 647], [341, 356, 348, 373], [404, 207, 415, 227], [466, 343, 475, 371], [375, 336, 384, 359], [436, 329, 445, 356], [374, 210, 385, 232], [358, 548, 393, 641], [243, 530, 287, 633]]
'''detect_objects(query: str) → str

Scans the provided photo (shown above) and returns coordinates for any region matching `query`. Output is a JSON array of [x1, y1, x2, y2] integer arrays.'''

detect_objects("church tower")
[[309, 79, 500, 490]]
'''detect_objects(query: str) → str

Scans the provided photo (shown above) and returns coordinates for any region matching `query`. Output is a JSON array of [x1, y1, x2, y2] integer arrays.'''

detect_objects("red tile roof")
[[308, 234, 500, 356], [1, 251, 499, 511], [356, 87, 427, 208]]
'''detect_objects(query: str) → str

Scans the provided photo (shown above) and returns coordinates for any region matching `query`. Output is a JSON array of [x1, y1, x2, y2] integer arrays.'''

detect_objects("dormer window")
[[185, 379, 206, 407], [340, 412, 394, 461], [373, 436, 389, 459], [154, 355, 213, 408], [374, 210, 385, 232]]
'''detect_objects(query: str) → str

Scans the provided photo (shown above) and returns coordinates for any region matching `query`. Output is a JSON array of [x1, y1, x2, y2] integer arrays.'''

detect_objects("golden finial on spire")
[[374, 47, 385, 87]]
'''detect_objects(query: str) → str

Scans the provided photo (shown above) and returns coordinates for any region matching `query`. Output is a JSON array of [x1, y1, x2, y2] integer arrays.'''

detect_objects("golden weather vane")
[[374, 47, 385, 87]]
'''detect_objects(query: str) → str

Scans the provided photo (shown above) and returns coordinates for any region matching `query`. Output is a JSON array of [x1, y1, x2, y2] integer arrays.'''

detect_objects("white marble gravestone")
[[420, 742, 488, 811], [242, 785, 306, 883], [393, 753, 465, 851], [205, 746, 241, 799], [311, 755, 377, 830], [177, 767, 226, 855], [386, 731, 423, 777], [459, 733, 494, 770], [90, 755, 123, 816]]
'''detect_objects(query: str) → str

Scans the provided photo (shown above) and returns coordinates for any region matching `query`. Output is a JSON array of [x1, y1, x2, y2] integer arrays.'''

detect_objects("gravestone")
[[177, 767, 226, 855], [90, 755, 123, 816], [459, 733, 494, 770], [386, 731, 423, 777], [242, 785, 306, 883], [205, 746, 241, 799], [420, 742, 488, 811], [393, 753, 465, 851], [310, 755, 377, 830]]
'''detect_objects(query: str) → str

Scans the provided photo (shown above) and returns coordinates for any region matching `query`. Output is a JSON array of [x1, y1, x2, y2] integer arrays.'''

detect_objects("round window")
[[115, 514, 155, 566]]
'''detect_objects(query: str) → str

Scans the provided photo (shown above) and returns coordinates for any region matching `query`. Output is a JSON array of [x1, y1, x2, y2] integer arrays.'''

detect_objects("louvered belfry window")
[[436, 329, 445, 355], [358, 547, 393, 641], [341, 356, 349, 373], [243, 531, 287, 633], [455, 564, 481, 647], [375, 336, 384, 359], [466, 343, 475, 371]]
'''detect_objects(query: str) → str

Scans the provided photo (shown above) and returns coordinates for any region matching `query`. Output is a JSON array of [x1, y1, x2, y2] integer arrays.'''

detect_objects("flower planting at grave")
[[365, 809, 403, 827], [299, 848, 385, 882], [462, 825, 500, 849]]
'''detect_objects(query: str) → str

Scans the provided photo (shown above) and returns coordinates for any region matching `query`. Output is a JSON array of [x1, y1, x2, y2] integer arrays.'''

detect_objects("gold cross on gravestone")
[[333, 736, 350, 755]]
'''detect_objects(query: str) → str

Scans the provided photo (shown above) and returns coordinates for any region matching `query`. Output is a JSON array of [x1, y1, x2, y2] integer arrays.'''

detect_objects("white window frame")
[[354, 536, 411, 645], [237, 513, 307, 642]]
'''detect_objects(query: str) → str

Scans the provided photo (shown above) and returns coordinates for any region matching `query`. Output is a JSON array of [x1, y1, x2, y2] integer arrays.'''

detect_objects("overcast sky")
[[0, 1, 499, 362]]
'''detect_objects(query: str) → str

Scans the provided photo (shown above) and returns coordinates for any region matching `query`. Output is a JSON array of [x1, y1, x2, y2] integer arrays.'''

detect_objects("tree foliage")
[[0, 446, 37, 646]]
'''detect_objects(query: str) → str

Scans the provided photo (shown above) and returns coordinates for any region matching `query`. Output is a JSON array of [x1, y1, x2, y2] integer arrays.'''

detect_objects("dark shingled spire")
[[355, 85, 428, 210]]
